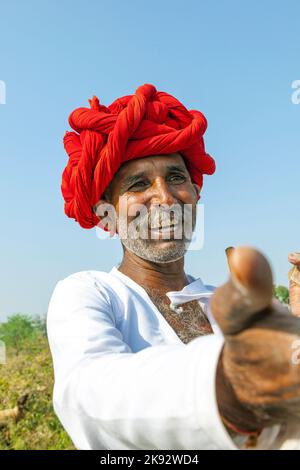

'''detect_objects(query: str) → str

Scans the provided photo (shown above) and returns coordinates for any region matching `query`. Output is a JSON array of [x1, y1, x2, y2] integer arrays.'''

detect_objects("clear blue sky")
[[0, 0, 299, 320]]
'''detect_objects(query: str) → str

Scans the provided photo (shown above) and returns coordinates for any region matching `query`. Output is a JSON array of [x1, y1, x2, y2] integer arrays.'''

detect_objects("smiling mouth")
[[150, 223, 181, 233], [151, 222, 178, 228]]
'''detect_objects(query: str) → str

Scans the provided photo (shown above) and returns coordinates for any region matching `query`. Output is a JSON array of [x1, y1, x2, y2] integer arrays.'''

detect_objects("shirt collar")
[[111, 265, 215, 307], [165, 277, 216, 307]]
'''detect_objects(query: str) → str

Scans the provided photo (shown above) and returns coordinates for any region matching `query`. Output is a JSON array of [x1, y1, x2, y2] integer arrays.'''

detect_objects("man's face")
[[95, 153, 200, 263]]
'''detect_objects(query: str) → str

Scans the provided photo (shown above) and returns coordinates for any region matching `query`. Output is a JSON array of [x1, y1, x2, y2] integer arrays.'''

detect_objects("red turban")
[[61, 83, 216, 229]]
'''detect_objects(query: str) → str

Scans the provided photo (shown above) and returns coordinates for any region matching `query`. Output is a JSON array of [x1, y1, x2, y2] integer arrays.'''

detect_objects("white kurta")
[[46, 266, 300, 450]]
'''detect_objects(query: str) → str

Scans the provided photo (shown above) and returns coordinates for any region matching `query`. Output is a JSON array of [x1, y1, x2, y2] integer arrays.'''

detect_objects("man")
[[47, 83, 300, 450]]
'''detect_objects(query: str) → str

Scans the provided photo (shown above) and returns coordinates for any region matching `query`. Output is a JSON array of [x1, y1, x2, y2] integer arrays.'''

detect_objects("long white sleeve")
[[46, 273, 235, 450]]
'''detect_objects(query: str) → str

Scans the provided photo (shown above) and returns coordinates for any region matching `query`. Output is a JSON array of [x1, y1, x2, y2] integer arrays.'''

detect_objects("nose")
[[150, 177, 178, 207]]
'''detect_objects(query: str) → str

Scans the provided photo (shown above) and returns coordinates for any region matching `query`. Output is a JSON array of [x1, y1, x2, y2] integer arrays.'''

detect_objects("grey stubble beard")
[[119, 203, 196, 264]]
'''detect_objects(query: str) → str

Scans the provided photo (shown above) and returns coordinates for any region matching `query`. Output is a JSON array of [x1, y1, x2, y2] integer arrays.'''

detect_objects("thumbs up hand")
[[212, 247, 300, 434]]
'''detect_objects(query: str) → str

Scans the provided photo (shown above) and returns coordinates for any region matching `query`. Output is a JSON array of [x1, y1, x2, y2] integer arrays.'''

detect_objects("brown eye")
[[129, 181, 148, 191], [169, 174, 186, 183]]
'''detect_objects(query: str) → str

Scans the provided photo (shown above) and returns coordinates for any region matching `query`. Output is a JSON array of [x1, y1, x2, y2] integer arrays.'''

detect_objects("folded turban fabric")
[[61, 83, 216, 229]]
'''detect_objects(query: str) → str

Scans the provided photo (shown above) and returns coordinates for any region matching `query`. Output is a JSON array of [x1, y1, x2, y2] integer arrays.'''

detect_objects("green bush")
[[0, 314, 44, 355], [273, 285, 290, 305]]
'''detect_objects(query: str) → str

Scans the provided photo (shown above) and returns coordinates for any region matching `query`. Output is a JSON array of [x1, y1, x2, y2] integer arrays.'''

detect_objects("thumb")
[[210, 246, 274, 335]]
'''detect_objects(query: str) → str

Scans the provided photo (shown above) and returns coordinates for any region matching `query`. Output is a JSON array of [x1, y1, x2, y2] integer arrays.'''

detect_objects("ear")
[[93, 198, 107, 218], [192, 183, 202, 201], [93, 198, 117, 235]]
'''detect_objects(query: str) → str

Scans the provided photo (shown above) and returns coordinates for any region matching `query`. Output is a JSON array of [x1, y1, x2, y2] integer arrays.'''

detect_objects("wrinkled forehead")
[[115, 152, 188, 182]]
